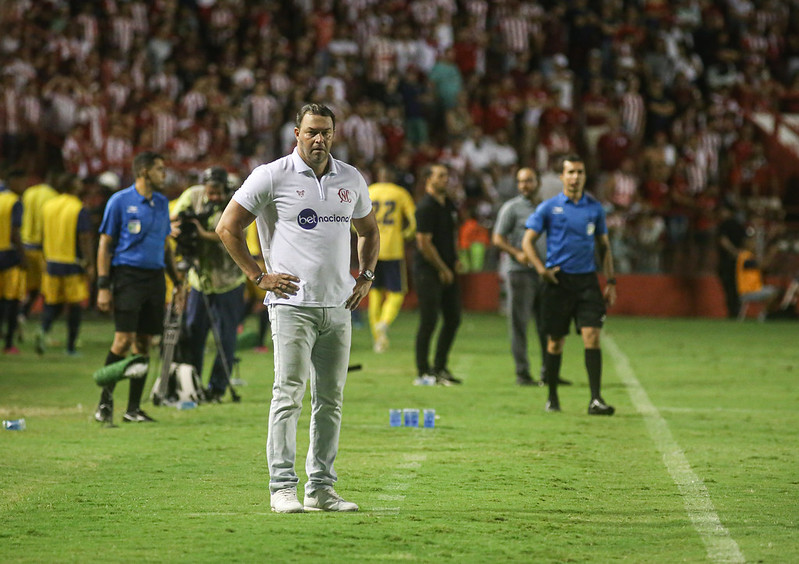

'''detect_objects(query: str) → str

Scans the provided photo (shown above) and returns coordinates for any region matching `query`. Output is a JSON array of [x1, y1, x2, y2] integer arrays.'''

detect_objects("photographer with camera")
[[171, 166, 246, 402]]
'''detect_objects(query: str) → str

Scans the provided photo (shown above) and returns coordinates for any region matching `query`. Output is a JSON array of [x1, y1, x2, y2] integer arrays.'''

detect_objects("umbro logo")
[[296, 190, 305, 198]]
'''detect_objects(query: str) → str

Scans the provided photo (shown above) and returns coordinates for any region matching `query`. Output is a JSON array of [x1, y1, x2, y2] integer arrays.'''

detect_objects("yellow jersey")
[[246, 222, 261, 257], [368, 182, 416, 260], [21, 183, 57, 247], [0, 189, 21, 254], [42, 194, 85, 265], [736, 250, 763, 294]]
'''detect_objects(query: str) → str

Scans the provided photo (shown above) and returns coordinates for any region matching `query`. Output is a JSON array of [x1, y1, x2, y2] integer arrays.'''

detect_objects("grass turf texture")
[[1, 312, 797, 562]]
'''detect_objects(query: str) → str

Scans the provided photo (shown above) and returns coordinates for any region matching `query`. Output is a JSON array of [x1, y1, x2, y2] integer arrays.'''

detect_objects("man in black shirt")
[[717, 201, 747, 318], [413, 163, 462, 386]]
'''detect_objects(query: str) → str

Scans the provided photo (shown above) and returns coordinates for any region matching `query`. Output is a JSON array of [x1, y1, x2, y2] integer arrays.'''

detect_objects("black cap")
[[202, 166, 228, 186]]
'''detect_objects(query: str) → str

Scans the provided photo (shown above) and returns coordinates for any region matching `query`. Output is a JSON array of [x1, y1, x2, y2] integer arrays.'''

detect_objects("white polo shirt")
[[234, 148, 372, 307]]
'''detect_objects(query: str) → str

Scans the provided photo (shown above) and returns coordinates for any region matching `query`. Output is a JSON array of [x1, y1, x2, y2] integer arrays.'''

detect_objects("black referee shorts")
[[112, 265, 166, 335], [540, 271, 606, 339]]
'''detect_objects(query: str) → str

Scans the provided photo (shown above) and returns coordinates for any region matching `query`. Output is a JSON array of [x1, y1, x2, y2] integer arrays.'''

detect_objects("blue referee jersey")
[[99, 185, 170, 270], [526, 192, 607, 274]]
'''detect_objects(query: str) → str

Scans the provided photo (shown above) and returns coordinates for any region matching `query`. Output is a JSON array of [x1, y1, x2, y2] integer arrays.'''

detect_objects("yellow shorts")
[[0, 266, 26, 301], [24, 248, 45, 291], [41, 272, 88, 305]]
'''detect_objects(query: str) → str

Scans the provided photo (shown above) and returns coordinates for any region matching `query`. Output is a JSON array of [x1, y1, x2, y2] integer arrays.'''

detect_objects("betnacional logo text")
[[297, 208, 351, 230]]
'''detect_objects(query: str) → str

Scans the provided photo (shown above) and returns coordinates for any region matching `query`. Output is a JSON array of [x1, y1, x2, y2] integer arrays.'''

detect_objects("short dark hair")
[[557, 153, 584, 173], [56, 173, 79, 194], [295, 103, 336, 130], [420, 163, 448, 183], [132, 151, 164, 178]]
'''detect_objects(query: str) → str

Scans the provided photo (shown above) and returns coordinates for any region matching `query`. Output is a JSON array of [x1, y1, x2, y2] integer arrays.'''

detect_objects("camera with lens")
[[174, 208, 214, 263]]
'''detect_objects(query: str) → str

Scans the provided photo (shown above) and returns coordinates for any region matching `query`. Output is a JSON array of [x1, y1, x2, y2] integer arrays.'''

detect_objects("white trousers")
[[267, 304, 351, 494]]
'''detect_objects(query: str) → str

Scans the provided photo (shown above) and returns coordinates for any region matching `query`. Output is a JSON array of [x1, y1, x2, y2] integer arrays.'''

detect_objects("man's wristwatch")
[[358, 269, 375, 282], [254, 272, 266, 285]]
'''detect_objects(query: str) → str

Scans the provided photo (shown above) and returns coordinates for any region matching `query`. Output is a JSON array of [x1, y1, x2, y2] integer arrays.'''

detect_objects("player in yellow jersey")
[[367, 165, 416, 352], [20, 172, 57, 323], [245, 219, 271, 352], [0, 170, 28, 354], [36, 174, 94, 356]]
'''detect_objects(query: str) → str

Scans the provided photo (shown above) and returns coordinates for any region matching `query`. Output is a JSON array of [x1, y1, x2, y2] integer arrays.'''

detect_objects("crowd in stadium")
[[2, 0, 799, 276]]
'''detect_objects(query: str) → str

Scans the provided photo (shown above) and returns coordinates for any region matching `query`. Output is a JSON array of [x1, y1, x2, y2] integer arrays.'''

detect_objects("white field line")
[[372, 452, 427, 514], [604, 335, 745, 564]]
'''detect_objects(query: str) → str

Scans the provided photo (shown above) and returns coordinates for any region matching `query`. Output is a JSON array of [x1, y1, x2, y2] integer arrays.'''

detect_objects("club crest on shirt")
[[296, 190, 305, 198], [338, 188, 352, 203], [586, 222, 595, 235]]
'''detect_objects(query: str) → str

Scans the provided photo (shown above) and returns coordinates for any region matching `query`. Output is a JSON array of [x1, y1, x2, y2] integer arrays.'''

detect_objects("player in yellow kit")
[[367, 165, 416, 352], [20, 172, 57, 322], [0, 170, 27, 354], [37, 173, 94, 355]]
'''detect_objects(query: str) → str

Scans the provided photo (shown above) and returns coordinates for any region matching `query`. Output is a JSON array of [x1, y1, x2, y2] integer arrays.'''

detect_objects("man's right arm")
[[216, 199, 299, 297], [492, 206, 528, 264], [522, 228, 559, 283], [416, 232, 454, 285], [96, 233, 114, 312]]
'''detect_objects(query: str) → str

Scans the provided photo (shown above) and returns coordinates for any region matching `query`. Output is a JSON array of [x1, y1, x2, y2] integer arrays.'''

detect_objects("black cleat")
[[516, 374, 543, 387], [123, 409, 156, 423], [94, 403, 112, 423], [435, 368, 462, 385], [545, 399, 561, 412], [588, 398, 615, 416]]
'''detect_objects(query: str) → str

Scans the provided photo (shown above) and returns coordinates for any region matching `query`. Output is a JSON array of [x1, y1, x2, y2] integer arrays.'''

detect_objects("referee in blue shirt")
[[94, 151, 178, 424], [522, 154, 616, 415]]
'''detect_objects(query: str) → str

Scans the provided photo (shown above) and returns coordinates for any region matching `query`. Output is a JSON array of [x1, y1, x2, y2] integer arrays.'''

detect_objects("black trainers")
[[588, 398, 615, 416], [123, 409, 156, 423], [542, 376, 573, 386], [516, 374, 543, 387], [205, 388, 224, 403], [545, 398, 561, 412], [94, 403, 112, 423], [435, 368, 462, 386]]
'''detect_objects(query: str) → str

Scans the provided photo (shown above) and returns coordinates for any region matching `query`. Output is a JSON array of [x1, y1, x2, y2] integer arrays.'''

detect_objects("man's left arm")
[[596, 233, 616, 306], [348, 209, 380, 310]]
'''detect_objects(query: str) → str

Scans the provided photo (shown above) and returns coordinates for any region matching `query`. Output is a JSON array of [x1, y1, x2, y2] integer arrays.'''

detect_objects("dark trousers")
[[415, 268, 461, 375], [508, 270, 546, 378], [184, 285, 244, 392], [718, 261, 739, 318]]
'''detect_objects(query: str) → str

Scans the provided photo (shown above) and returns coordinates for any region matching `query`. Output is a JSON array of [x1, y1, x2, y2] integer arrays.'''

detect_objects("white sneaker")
[[413, 374, 437, 386], [271, 488, 305, 513], [303, 488, 359, 512]]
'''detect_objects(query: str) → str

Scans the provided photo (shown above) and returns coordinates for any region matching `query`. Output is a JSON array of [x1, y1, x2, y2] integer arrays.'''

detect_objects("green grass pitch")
[[1, 311, 797, 562]]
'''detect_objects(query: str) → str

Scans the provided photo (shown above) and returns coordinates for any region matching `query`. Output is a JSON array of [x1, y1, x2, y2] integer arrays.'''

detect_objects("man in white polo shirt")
[[216, 103, 379, 513]]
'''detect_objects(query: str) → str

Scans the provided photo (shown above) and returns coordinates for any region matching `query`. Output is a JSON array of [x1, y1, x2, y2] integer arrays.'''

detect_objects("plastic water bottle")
[[177, 401, 197, 410], [423, 409, 436, 428], [389, 409, 402, 427], [3, 419, 26, 430], [403, 408, 419, 427]]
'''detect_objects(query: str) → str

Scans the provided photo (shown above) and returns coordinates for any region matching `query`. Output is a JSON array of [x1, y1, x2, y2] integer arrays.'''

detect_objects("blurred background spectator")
[[1, 0, 798, 281]]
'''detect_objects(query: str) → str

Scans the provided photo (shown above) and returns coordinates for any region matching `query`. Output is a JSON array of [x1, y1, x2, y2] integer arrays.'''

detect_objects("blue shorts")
[[374, 259, 406, 293]]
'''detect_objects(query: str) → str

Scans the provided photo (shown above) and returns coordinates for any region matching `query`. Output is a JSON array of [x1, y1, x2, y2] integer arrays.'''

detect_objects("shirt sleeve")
[[352, 172, 372, 219], [76, 208, 92, 232], [493, 202, 512, 237], [98, 194, 121, 238], [595, 204, 608, 236], [415, 199, 436, 234], [171, 189, 193, 217], [526, 201, 546, 233], [233, 165, 273, 215], [11, 201, 22, 227]]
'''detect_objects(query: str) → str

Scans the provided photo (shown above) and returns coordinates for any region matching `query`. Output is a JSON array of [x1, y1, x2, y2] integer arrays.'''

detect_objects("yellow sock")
[[380, 291, 406, 326], [368, 289, 385, 339]]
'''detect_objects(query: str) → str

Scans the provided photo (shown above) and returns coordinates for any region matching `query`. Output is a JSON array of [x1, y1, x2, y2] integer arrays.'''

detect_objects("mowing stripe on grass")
[[604, 335, 745, 564]]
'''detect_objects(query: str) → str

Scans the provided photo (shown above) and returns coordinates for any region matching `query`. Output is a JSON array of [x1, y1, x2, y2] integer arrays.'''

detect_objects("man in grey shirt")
[[492, 167, 570, 387]]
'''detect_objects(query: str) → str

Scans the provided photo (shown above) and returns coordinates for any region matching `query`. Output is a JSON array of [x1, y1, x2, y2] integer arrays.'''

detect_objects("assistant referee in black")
[[522, 154, 616, 415]]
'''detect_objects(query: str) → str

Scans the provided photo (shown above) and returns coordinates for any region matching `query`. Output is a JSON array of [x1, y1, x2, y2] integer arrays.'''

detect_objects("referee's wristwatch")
[[358, 269, 375, 282]]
